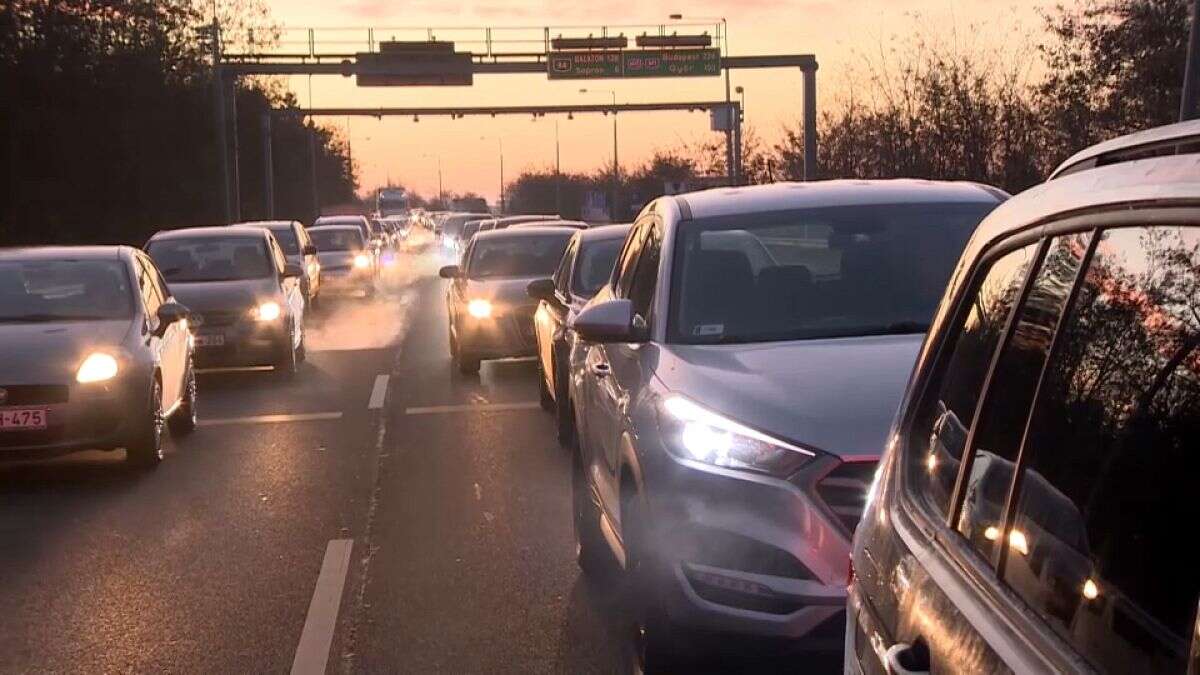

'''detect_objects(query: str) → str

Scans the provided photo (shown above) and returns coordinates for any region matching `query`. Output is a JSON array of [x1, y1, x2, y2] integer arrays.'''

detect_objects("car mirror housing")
[[282, 262, 303, 278], [155, 301, 189, 336], [302, 244, 318, 256], [525, 278, 557, 303], [439, 265, 461, 279], [571, 299, 643, 343]]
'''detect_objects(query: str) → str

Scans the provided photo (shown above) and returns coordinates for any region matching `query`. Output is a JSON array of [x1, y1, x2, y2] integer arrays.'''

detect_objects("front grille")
[[0, 385, 68, 406], [816, 460, 878, 534], [193, 310, 242, 328], [683, 526, 814, 580]]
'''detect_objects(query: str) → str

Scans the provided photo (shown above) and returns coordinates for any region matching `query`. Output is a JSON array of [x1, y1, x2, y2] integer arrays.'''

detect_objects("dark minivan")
[[848, 120, 1200, 675]]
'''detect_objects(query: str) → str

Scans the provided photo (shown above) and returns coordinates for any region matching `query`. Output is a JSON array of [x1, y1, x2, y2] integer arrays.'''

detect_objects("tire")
[[168, 364, 197, 438], [625, 488, 689, 674], [275, 329, 299, 378], [573, 447, 612, 579], [555, 362, 574, 447], [538, 359, 554, 412], [457, 350, 481, 375], [295, 324, 307, 364], [126, 377, 165, 468]]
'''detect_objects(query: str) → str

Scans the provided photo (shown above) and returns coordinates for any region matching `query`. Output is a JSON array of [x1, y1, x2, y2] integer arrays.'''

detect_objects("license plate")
[[0, 408, 48, 430], [195, 333, 226, 347]]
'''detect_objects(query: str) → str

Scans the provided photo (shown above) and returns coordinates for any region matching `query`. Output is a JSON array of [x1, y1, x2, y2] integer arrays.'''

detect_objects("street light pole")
[[499, 137, 505, 214], [579, 88, 619, 221], [1182, 0, 1200, 121], [670, 14, 734, 184], [555, 120, 562, 215]]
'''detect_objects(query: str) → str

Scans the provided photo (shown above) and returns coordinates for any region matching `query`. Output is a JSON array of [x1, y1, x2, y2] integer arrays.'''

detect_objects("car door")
[[134, 255, 181, 408], [269, 235, 303, 341], [539, 236, 577, 395], [296, 223, 319, 293]]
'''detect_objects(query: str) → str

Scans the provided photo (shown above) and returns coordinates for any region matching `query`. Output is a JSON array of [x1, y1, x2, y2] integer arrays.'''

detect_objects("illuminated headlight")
[[467, 299, 493, 319], [76, 352, 119, 383], [442, 238, 456, 249], [658, 395, 815, 477], [353, 254, 371, 269], [249, 301, 282, 322]]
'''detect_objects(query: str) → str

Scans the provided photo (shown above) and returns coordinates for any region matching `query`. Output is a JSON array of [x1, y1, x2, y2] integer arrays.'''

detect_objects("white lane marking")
[[404, 402, 542, 415], [368, 375, 389, 410], [291, 539, 354, 675], [197, 412, 343, 427]]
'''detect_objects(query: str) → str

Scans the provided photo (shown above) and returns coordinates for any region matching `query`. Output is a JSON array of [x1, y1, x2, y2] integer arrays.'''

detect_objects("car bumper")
[[456, 310, 537, 360], [320, 268, 374, 293], [0, 377, 149, 458], [643, 450, 870, 647], [192, 321, 289, 368]]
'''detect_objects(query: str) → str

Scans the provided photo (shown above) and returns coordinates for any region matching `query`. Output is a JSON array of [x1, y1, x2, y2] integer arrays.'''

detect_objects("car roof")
[[1050, 118, 1200, 179], [308, 224, 363, 233], [577, 223, 631, 243], [231, 220, 297, 230], [508, 220, 588, 230], [673, 179, 1005, 220], [147, 225, 268, 241], [0, 245, 128, 262], [494, 215, 559, 224], [471, 226, 580, 243], [314, 215, 367, 223]]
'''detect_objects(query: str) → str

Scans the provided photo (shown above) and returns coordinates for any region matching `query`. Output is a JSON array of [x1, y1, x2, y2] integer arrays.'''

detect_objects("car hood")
[[0, 320, 133, 383], [463, 276, 543, 307], [167, 279, 279, 313], [654, 334, 924, 460]]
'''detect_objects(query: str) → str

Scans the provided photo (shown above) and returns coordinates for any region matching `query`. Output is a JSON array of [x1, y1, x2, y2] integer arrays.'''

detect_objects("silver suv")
[[564, 180, 1004, 669]]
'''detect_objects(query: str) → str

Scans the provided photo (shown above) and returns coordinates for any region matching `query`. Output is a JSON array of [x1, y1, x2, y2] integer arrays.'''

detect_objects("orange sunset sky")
[[260, 0, 1062, 203]]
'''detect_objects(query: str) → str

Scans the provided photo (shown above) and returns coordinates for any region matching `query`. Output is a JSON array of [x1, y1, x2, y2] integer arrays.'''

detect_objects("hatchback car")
[[314, 215, 381, 252], [439, 226, 576, 374], [564, 180, 1004, 668], [438, 212, 492, 254], [0, 247, 195, 466], [309, 225, 377, 297], [146, 226, 306, 375], [848, 122, 1200, 675], [490, 214, 563, 230], [527, 224, 630, 442], [234, 220, 321, 309]]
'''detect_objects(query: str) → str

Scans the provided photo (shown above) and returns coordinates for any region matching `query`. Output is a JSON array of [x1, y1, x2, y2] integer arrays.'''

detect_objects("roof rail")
[[1050, 119, 1200, 180]]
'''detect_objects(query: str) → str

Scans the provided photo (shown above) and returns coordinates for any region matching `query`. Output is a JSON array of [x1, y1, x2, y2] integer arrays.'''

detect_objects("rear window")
[[147, 237, 271, 282], [311, 229, 364, 251], [466, 234, 572, 279], [572, 238, 624, 297]]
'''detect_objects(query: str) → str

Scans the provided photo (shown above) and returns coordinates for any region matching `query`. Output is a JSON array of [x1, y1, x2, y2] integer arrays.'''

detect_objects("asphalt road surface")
[[0, 249, 839, 674]]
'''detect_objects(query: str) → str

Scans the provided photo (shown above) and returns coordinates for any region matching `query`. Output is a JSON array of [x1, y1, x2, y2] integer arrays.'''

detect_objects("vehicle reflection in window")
[[147, 238, 272, 283], [572, 238, 624, 297], [911, 243, 1037, 519], [956, 233, 1091, 561], [0, 260, 134, 321], [1003, 225, 1200, 674]]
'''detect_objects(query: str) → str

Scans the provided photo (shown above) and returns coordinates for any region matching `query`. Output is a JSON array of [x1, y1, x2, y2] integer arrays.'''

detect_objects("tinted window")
[[1002, 225, 1200, 673], [554, 238, 578, 295], [627, 223, 662, 320], [147, 237, 271, 282], [270, 226, 301, 255], [573, 238, 624, 298], [954, 233, 1092, 562], [909, 243, 1038, 519], [466, 234, 572, 279], [668, 202, 994, 344], [311, 229, 364, 251], [0, 259, 134, 321], [614, 226, 645, 297]]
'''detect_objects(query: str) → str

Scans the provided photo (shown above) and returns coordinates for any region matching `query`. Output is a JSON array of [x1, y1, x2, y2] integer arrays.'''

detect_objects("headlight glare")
[[354, 254, 371, 269], [76, 352, 120, 383], [467, 299, 493, 319], [251, 301, 282, 322], [659, 395, 815, 477]]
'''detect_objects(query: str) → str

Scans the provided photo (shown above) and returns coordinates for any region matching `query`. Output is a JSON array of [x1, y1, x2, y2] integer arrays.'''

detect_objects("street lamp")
[[669, 13, 735, 183], [420, 153, 443, 207], [480, 136, 505, 213], [579, 88, 619, 220]]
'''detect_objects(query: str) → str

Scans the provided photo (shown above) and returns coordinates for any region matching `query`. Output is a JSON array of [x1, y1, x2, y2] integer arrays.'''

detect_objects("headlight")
[[250, 301, 282, 322], [76, 352, 119, 383], [658, 395, 815, 477], [354, 254, 371, 269], [467, 299, 493, 319]]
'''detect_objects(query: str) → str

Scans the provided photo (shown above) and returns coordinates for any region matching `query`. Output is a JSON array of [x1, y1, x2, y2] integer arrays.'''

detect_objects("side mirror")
[[282, 262, 303, 278], [439, 265, 462, 279], [526, 278, 557, 303], [571, 299, 644, 343], [302, 244, 318, 256], [155, 302, 189, 335]]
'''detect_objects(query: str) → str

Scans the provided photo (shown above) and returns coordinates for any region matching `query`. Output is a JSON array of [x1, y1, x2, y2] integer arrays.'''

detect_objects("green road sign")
[[547, 49, 720, 80]]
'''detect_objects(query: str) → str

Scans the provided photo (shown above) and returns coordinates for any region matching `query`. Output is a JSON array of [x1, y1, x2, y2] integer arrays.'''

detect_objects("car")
[[453, 219, 490, 259], [145, 226, 306, 376], [233, 220, 321, 310], [314, 214, 380, 252], [508, 220, 588, 230], [490, 214, 562, 230], [564, 180, 1004, 669], [308, 225, 378, 297], [526, 224, 630, 443], [848, 122, 1200, 675], [439, 226, 577, 375], [0, 246, 195, 466], [438, 213, 492, 254]]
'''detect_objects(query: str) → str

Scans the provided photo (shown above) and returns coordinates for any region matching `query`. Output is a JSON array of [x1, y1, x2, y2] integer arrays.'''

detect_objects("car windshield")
[[467, 234, 572, 279], [0, 259, 133, 321], [572, 238, 624, 297], [269, 227, 300, 255], [443, 215, 489, 238], [669, 202, 996, 344], [311, 229, 364, 251], [147, 237, 271, 283]]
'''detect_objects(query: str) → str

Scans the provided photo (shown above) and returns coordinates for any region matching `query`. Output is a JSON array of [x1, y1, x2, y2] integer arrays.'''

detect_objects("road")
[[0, 249, 834, 674]]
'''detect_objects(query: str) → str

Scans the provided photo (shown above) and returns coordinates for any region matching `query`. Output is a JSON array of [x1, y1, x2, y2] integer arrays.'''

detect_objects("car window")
[[999, 225, 1200, 673], [907, 242, 1039, 520], [613, 224, 645, 297], [466, 233, 573, 279], [572, 237, 625, 299], [147, 237, 272, 282], [135, 255, 164, 319], [311, 229, 364, 251], [953, 233, 1093, 563], [554, 238, 579, 295], [0, 259, 134, 321], [271, 226, 301, 255], [626, 221, 662, 323], [268, 237, 287, 272]]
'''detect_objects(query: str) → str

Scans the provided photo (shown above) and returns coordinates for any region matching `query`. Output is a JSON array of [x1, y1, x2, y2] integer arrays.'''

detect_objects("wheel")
[[457, 350, 481, 375], [275, 329, 299, 378], [556, 388, 575, 448], [295, 324, 307, 364], [168, 364, 197, 437], [538, 359, 554, 412], [126, 378, 165, 467], [624, 488, 690, 673], [573, 447, 613, 579]]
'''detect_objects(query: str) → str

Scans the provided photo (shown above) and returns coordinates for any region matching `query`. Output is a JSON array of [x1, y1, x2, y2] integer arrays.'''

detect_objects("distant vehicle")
[[452, 197, 488, 213], [439, 226, 577, 374], [377, 188, 409, 218], [0, 247, 195, 466], [565, 180, 1002, 669], [508, 220, 587, 230], [526, 224, 630, 442], [233, 220, 322, 310], [314, 215, 382, 252], [490, 215, 562, 230], [146, 226, 306, 376], [438, 213, 492, 252], [309, 225, 377, 298], [849, 121, 1200, 675]]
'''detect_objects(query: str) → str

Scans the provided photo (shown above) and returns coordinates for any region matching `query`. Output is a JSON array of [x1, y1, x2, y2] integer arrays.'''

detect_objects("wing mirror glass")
[[155, 302, 189, 336], [525, 278, 557, 303], [282, 263, 303, 278], [439, 265, 462, 279]]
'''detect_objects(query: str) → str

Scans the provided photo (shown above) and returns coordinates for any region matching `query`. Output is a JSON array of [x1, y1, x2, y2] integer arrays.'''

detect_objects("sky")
[[258, 0, 1062, 203]]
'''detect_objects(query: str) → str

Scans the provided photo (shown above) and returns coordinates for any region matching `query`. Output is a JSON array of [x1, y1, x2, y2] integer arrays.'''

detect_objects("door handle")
[[589, 362, 611, 378], [885, 641, 931, 675]]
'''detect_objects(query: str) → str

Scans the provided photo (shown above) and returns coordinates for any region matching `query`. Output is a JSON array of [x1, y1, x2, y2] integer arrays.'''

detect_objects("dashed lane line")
[[404, 402, 541, 415], [367, 375, 389, 410], [291, 539, 354, 675]]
